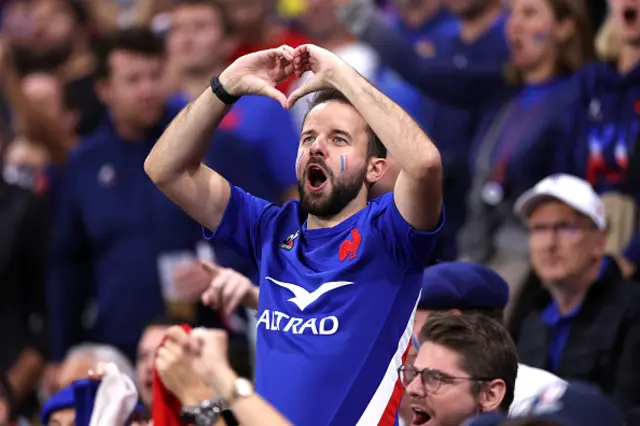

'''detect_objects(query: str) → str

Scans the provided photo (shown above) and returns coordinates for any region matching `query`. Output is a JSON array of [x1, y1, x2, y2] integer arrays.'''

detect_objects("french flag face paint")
[[296, 151, 305, 174]]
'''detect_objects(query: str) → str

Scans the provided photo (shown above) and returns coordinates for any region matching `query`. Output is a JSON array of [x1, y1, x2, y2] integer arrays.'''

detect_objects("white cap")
[[514, 174, 606, 230]]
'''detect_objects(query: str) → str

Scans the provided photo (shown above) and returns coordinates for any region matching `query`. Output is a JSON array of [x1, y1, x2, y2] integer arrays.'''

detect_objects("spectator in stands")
[[56, 343, 134, 391], [45, 28, 240, 388], [371, 0, 458, 200], [402, 313, 518, 426], [334, 0, 509, 261], [412, 262, 565, 420], [512, 174, 640, 423], [5, 0, 106, 137], [165, 0, 236, 100], [0, 172, 49, 424], [554, 0, 640, 279]]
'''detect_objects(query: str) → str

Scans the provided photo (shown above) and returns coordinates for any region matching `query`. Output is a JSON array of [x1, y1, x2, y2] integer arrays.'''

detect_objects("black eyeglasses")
[[397, 365, 495, 393]]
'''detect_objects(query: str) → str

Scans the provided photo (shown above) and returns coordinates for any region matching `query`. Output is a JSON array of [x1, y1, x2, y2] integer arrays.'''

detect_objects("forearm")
[[213, 367, 292, 426], [330, 66, 441, 178], [145, 88, 229, 184]]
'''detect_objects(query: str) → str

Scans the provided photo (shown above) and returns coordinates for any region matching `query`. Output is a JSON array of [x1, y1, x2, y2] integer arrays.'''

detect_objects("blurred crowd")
[[0, 0, 639, 424]]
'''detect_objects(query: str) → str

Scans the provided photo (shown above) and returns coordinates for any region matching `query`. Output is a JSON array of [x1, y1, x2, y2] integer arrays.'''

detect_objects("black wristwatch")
[[210, 75, 241, 105], [180, 397, 228, 426]]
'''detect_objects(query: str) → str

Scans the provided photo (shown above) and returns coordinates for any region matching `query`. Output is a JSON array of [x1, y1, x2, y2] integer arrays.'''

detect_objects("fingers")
[[286, 75, 325, 109], [165, 325, 190, 345], [199, 260, 220, 275], [202, 268, 255, 314], [279, 44, 295, 62], [220, 277, 249, 316], [260, 85, 288, 109]]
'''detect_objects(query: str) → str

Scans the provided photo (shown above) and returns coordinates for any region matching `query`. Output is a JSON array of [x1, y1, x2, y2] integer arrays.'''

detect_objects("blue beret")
[[41, 385, 75, 424], [419, 262, 509, 311]]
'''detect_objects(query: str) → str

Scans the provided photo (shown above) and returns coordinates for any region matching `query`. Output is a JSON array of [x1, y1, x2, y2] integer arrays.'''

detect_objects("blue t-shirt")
[[209, 186, 443, 425]]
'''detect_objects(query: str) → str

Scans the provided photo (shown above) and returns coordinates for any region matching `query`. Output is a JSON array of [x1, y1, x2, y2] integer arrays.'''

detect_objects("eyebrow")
[[300, 129, 353, 139]]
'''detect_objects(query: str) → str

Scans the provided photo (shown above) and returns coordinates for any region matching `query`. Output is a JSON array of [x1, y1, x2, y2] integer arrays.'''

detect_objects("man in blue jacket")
[[46, 28, 248, 377]]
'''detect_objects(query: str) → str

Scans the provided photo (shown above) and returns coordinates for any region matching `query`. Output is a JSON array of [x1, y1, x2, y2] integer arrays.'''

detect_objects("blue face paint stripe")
[[340, 155, 345, 173]]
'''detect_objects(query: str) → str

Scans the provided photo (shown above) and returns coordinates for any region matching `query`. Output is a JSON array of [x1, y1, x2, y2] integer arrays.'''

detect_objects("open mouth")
[[306, 164, 328, 191], [411, 407, 432, 425], [624, 6, 638, 24]]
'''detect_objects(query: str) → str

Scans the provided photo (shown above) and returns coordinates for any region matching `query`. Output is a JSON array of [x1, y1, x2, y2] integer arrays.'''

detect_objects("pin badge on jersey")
[[280, 230, 300, 251]]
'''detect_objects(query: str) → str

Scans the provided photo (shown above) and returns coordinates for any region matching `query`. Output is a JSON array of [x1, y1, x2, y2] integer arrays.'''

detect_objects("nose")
[[309, 136, 328, 157], [406, 374, 425, 398]]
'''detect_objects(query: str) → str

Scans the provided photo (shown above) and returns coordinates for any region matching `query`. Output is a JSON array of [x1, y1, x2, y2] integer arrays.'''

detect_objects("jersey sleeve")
[[370, 193, 444, 273], [203, 185, 280, 267]]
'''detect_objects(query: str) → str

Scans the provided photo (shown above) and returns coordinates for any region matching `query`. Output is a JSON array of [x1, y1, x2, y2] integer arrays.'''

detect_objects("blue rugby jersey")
[[208, 185, 443, 425]]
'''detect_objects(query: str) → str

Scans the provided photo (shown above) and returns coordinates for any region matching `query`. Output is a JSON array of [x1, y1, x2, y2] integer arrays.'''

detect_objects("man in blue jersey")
[[145, 43, 444, 425]]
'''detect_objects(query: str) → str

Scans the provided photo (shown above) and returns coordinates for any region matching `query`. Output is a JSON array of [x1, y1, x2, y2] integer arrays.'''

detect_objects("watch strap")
[[210, 75, 241, 105], [180, 398, 226, 426]]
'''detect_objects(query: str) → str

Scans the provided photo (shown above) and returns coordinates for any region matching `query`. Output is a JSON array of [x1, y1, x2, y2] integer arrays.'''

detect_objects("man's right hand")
[[218, 45, 295, 108], [200, 262, 259, 315]]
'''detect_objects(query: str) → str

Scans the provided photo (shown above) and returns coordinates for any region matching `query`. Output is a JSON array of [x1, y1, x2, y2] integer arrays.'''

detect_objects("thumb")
[[286, 75, 325, 109], [259, 85, 288, 109]]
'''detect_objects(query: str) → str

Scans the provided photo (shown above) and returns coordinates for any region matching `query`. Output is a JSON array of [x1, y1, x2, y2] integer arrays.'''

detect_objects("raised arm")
[[288, 45, 442, 231], [332, 0, 507, 109], [144, 46, 296, 231]]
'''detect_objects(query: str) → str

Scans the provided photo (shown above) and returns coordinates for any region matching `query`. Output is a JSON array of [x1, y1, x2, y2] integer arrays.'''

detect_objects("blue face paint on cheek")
[[296, 151, 304, 173], [340, 155, 345, 173], [532, 31, 548, 43]]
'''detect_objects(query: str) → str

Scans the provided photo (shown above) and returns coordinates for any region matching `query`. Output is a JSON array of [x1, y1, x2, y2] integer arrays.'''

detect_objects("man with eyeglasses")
[[511, 174, 640, 424], [399, 312, 518, 426], [402, 261, 564, 425]]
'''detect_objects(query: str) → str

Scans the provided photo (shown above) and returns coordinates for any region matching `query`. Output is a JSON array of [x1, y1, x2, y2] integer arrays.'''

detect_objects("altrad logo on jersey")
[[257, 277, 355, 336]]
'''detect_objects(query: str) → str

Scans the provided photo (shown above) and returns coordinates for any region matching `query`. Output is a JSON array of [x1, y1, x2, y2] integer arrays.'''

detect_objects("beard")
[[297, 158, 367, 219]]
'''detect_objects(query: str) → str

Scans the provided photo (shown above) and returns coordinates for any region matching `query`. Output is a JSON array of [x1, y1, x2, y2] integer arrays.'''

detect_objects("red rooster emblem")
[[338, 229, 362, 262]]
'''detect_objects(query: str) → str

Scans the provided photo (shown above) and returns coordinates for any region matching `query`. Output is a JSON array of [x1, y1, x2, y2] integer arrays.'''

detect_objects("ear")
[[554, 17, 576, 43], [478, 379, 506, 413], [365, 157, 388, 185], [94, 79, 111, 107]]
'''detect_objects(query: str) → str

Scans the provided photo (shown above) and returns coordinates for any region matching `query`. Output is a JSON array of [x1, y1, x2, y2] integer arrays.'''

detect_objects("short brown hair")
[[419, 312, 518, 413], [304, 89, 387, 159]]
